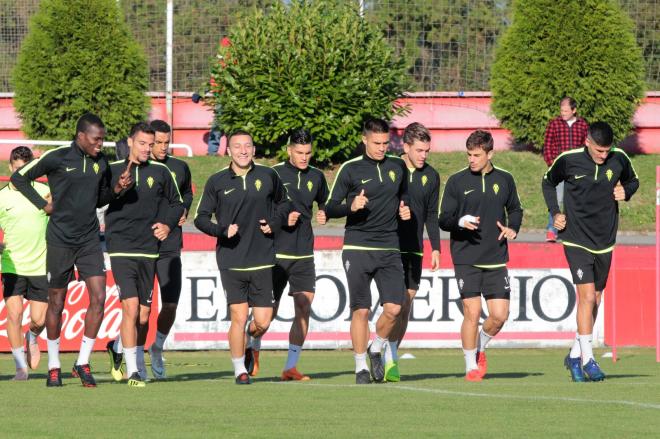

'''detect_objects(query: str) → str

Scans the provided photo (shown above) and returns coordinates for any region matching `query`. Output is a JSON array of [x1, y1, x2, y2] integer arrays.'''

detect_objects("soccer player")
[[387, 122, 440, 382], [11, 113, 130, 387], [325, 118, 411, 384], [542, 121, 638, 382], [106, 120, 193, 380], [105, 122, 184, 387], [439, 130, 523, 382], [194, 130, 292, 385], [246, 128, 329, 381], [0, 147, 50, 380]]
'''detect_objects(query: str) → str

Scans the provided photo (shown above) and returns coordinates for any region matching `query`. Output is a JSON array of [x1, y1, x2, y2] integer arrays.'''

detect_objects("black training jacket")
[[398, 162, 441, 254], [272, 161, 329, 258], [325, 154, 409, 250], [155, 155, 194, 256], [542, 146, 639, 253], [105, 159, 184, 257], [11, 142, 114, 247], [439, 165, 523, 265], [194, 163, 291, 270]]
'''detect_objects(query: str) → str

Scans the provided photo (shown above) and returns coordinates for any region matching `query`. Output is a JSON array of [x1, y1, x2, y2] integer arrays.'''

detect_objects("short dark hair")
[[588, 121, 614, 147], [402, 122, 431, 145], [289, 128, 312, 146], [150, 119, 171, 134], [10, 146, 33, 164], [227, 129, 252, 144], [466, 130, 494, 152], [561, 96, 577, 110], [76, 113, 105, 135], [362, 118, 390, 135], [129, 121, 155, 138]]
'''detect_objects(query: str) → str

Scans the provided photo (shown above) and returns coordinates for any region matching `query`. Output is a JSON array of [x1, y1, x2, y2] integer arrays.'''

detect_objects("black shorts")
[[273, 257, 316, 302], [2, 273, 48, 302], [220, 267, 275, 308], [156, 254, 182, 304], [401, 252, 422, 291], [454, 265, 511, 300], [110, 257, 156, 307], [342, 250, 405, 310], [47, 241, 105, 288], [563, 245, 612, 292]]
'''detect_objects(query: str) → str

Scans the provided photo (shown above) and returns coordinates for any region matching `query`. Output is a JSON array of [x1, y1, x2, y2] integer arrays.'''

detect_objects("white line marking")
[[265, 382, 660, 410]]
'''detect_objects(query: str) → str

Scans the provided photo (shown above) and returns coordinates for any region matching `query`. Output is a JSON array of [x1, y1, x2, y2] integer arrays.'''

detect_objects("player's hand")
[[458, 215, 479, 230], [351, 189, 368, 212], [43, 202, 54, 216], [152, 222, 171, 241], [431, 250, 440, 272], [399, 201, 411, 221], [178, 209, 188, 226], [288, 211, 301, 227], [316, 209, 327, 225], [114, 160, 134, 194], [259, 219, 272, 235], [553, 213, 567, 231], [613, 183, 626, 201], [226, 223, 239, 238], [497, 220, 517, 240], [44, 192, 52, 203]]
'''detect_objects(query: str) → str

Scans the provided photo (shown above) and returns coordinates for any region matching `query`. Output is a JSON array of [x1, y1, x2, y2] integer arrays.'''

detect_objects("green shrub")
[[209, 0, 408, 163], [490, 0, 645, 148], [13, 0, 149, 140]]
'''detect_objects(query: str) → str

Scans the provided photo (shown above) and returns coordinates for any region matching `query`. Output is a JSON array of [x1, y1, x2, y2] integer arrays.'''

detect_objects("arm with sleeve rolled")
[[194, 178, 225, 237], [425, 173, 441, 251], [325, 165, 353, 219], [11, 152, 57, 211], [541, 156, 567, 217]]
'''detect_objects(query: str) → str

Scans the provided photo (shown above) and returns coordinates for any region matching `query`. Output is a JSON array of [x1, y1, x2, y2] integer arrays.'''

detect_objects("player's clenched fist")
[[226, 223, 238, 238], [288, 211, 301, 226], [398, 200, 411, 221], [553, 213, 566, 231], [613, 182, 625, 201], [351, 189, 368, 212], [316, 209, 327, 225]]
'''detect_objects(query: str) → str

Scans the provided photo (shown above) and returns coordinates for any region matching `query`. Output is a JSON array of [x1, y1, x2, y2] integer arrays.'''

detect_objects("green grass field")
[[1, 348, 659, 437], [0, 150, 657, 231]]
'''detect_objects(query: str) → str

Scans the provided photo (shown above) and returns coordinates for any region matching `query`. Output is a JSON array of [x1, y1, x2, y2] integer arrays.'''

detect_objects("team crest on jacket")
[[255, 179, 262, 191], [388, 170, 396, 182], [147, 176, 154, 188], [421, 175, 428, 186], [606, 169, 613, 181], [307, 180, 313, 192], [93, 163, 100, 174], [493, 183, 499, 195]]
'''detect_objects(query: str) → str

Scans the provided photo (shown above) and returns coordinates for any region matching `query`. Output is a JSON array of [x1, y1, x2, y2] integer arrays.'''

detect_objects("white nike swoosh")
[[464, 189, 475, 195], [224, 189, 235, 195], [66, 167, 76, 172], [575, 175, 586, 180], [361, 179, 372, 184]]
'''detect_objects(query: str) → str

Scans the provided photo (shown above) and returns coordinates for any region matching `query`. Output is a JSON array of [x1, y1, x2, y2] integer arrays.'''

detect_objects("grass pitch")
[[1, 348, 659, 438]]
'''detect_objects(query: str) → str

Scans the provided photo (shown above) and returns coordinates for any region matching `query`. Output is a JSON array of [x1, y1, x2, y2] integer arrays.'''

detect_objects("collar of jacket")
[[229, 161, 254, 177]]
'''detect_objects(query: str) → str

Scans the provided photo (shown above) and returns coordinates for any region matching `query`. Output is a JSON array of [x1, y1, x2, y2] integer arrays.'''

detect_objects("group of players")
[[0, 111, 638, 387]]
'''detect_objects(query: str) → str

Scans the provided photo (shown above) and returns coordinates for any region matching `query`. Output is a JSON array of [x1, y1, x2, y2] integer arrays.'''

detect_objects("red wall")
[[1, 92, 660, 159]]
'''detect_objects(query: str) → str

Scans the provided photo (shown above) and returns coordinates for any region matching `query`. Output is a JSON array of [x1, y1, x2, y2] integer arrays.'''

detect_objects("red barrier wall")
[[1, 92, 660, 159]]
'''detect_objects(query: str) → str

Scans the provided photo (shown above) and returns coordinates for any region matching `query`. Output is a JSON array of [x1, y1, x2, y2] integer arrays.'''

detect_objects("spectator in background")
[[542, 97, 589, 242]]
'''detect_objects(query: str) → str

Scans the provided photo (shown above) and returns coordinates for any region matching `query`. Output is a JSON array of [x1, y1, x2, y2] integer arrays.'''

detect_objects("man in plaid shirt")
[[543, 97, 588, 242]]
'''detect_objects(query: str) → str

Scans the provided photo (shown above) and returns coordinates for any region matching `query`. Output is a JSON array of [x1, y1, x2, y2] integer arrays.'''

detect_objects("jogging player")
[[194, 130, 292, 385], [11, 113, 130, 387], [246, 128, 329, 381], [542, 121, 638, 382], [439, 130, 523, 382], [105, 122, 184, 387], [388, 122, 440, 382], [0, 147, 50, 380], [325, 118, 411, 384]]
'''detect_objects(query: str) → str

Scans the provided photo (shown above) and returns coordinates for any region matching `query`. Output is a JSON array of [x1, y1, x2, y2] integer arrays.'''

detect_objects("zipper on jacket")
[[83, 157, 87, 173], [594, 165, 599, 181], [297, 171, 301, 189], [241, 175, 247, 190], [377, 163, 383, 182], [135, 166, 139, 186], [409, 168, 415, 183], [482, 173, 485, 192]]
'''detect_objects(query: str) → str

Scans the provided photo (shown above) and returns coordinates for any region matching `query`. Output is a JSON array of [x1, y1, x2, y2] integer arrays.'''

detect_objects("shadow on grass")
[[599, 374, 652, 379], [401, 371, 544, 381]]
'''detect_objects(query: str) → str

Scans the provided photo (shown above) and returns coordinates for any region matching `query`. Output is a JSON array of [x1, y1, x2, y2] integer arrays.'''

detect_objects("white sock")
[[284, 344, 302, 371], [463, 348, 478, 372], [232, 356, 248, 377], [384, 341, 398, 364], [12, 347, 27, 369], [124, 346, 138, 376], [153, 331, 167, 350], [478, 329, 493, 352], [113, 336, 123, 354], [578, 334, 594, 366], [76, 336, 95, 366], [569, 334, 581, 358], [137, 345, 145, 369], [47, 338, 60, 370], [370, 335, 387, 354], [354, 352, 368, 373], [27, 330, 39, 345]]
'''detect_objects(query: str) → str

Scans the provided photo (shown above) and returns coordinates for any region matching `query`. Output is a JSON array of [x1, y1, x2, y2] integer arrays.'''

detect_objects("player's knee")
[[294, 299, 312, 316], [32, 314, 46, 329], [382, 303, 401, 320], [252, 321, 270, 337], [48, 296, 65, 314], [489, 312, 509, 328], [139, 309, 151, 326], [6, 308, 22, 325], [352, 308, 369, 321]]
